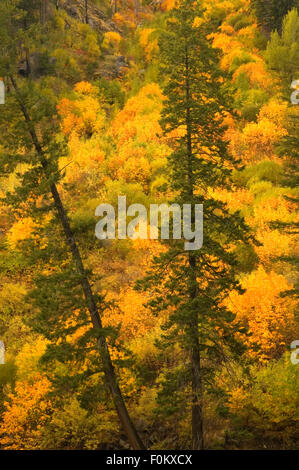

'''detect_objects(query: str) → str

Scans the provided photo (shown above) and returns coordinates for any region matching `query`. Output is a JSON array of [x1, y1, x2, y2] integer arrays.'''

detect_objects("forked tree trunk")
[[10, 76, 146, 451]]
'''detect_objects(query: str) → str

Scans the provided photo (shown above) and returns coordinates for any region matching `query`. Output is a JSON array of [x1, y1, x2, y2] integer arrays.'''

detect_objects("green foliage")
[[251, 0, 299, 34], [96, 78, 125, 109], [229, 52, 254, 74], [233, 243, 259, 273], [137, 0, 252, 445], [0, 0, 297, 452], [0, 361, 17, 416], [229, 355, 299, 449], [235, 88, 269, 120], [273, 111, 299, 297], [265, 8, 299, 82], [228, 13, 252, 30], [233, 160, 284, 187], [252, 28, 268, 50], [41, 397, 118, 450]]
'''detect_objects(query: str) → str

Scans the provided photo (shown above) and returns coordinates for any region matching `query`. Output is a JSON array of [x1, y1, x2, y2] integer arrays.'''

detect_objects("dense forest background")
[[0, 0, 298, 450]]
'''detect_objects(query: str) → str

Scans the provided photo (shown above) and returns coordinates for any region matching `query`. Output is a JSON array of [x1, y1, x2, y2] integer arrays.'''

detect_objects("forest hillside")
[[0, 0, 298, 451]]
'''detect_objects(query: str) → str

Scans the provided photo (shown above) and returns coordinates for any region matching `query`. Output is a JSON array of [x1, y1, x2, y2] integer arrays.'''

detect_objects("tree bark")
[[189, 257, 204, 450], [40, 0, 48, 25], [10, 75, 146, 451], [184, 44, 204, 450], [85, 0, 89, 24], [134, 0, 140, 22], [111, 0, 118, 15]]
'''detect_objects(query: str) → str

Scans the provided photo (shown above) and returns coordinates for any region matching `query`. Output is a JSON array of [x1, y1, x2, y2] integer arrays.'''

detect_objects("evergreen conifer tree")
[[0, 0, 144, 450], [137, 0, 252, 450], [251, 0, 299, 34]]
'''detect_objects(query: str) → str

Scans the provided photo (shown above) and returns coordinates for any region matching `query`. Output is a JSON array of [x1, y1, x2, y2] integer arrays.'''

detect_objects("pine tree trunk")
[[185, 45, 204, 450], [189, 256, 204, 450], [10, 75, 146, 451], [111, 0, 118, 15]]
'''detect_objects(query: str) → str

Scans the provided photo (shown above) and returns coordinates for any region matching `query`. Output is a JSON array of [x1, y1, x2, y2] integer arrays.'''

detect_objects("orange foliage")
[[107, 84, 170, 188], [228, 104, 288, 164], [57, 82, 104, 138], [232, 61, 272, 89], [255, 228, 293, 265], [7, 217, 36, 249], [139, 28, 159, 61], [104, 288, 155, 340], [228, 267, 296, 363], [210, 187, 254, 212], [102, 31, 122, 51], [0, 374, 51, 450], [161, 0, 176, 11]]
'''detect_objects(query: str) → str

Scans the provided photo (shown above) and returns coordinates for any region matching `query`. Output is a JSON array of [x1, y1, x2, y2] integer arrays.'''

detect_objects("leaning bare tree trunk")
[[10, 76, 145, 451]]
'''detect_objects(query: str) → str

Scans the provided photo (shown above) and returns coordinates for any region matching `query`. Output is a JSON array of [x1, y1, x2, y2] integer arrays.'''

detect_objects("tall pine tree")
[[137, 0, 252, 450], [0, 0, 144, 450]]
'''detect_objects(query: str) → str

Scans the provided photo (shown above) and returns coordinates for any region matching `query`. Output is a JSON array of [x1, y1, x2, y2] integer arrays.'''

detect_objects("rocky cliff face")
[[59, 0, 118, 32], [18, 1, 122, 78], [60, 1, 127, 79]]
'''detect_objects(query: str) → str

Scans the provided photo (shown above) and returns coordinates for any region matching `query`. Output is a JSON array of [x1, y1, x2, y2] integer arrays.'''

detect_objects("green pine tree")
[[265, 8, 299, 87], [136, 0, 252, 450], [0, 0, 144, 450], [264, 8, 299, 301], [274, 108, 299, 301]]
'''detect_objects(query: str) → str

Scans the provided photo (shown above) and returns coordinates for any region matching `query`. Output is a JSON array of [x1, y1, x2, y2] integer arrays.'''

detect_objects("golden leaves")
[[228, 267, 296, 363]]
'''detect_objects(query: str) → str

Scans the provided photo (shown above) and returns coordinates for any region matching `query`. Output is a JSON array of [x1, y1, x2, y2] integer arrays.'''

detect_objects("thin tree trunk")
[[134, 0, 140, 22], [10, 75, 146, 451], [111, 0, 118, 15], [25, 48, 31, 76], [40, 0, 48, 25], [189, 256, 204, 450], [85, 0, 89, 24], [184, 44, 204, 450]]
